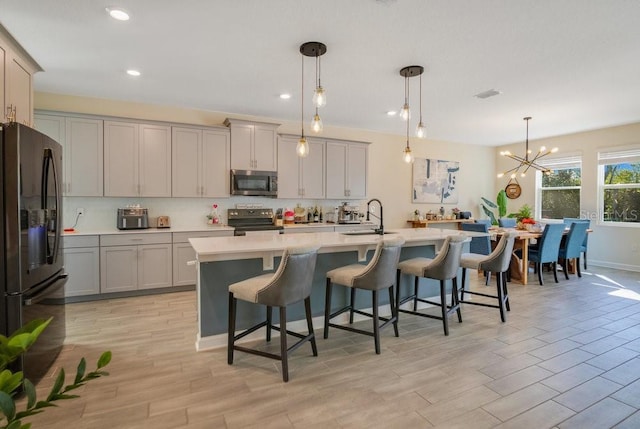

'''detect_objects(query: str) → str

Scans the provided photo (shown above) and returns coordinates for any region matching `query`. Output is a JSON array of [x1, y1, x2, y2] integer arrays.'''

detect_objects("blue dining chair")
[[558, 221, 589, 279], [563, 218, 590, 269], [518, 223, 565, 285], [475, 219, 492, 227], [498, 218, 517, 228], [461, 222, 492, 285]]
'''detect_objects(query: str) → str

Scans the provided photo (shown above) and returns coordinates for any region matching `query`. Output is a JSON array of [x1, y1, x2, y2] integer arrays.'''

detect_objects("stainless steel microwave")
[[230, 169, 278, 197]]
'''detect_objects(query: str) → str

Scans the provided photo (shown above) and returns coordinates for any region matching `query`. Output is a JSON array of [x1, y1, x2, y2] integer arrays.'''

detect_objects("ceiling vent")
[[474, 89, 502, 99]]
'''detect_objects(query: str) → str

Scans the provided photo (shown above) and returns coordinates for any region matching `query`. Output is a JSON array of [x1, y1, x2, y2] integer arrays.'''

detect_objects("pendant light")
[[415, 72, 426, 138], [298, 42, 327, 152], [399, 65, 424, 163], [296, 50, 309, 157], [497, 117, 558, 178]]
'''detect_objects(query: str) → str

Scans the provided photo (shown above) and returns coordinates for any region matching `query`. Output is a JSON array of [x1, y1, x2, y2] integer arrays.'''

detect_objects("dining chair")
[[324, 237, 405, 354], [227, 245, 320, 382], [461, 222, 492, 285], [475, 219, 492, 227], [563, 218, 590, 269], [558, 221, 589, 279], [498, 218, 517, 228], [517, 223, 565, 285], [396, 235, 466, 336]]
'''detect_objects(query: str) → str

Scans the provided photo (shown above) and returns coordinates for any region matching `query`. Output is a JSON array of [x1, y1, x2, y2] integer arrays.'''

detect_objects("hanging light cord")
[[301, 53, 305, 139], [419, 73, 423, 121], [406, 76, 410, 148]]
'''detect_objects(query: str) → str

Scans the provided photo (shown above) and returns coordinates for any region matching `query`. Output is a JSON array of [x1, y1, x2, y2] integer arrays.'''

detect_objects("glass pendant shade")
[[311, 113, 323, 133], [312, 86, 326, 108], [416, 120, 426, 138], [399, 103, 410, 121], [403, 146, 414, 163], [297, 136, 309, 157]]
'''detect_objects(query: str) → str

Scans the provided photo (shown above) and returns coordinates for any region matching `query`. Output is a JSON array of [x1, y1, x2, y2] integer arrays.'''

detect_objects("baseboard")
[[196, 297, 443, 351], [588, 260, 640, 273]]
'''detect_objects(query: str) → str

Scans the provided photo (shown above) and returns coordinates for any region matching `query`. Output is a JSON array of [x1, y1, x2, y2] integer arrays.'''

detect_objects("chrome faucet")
[[366, 198, 384, 235]]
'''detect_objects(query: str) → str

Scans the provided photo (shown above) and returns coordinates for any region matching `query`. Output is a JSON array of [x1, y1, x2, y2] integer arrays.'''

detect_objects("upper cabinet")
[[225, 118, 279, 171], [172, 126, 230, 197], [35, 113, 104, 196], [1, 26, 42, 126], [326, 141, 368, 200], [104, 120, 171, 197], [277, 136, 325, 199]]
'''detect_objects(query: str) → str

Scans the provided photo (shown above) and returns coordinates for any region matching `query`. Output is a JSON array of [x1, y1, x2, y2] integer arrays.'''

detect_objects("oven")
[[228, 208, 284, 236]]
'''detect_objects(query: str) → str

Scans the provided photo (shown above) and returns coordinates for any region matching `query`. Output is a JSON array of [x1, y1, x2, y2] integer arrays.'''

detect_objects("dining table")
[[490, 226, 591, 285]]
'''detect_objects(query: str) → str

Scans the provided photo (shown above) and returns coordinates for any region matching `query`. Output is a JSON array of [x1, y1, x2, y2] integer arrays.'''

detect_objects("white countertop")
[[63, 225, 235, 236], [190, 227, 480, 266]]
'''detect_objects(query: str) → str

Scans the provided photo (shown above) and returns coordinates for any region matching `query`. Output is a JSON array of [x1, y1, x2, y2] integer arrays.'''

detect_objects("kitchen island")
[[190, 228, 479, 351]]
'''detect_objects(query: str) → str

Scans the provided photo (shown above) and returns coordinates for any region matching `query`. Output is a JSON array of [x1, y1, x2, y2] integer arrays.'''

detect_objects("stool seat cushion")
[[397, 257, 435, 277], [229, 273, 274, 303], [326, 264, 367, 288], [460, 253, 486, 270]]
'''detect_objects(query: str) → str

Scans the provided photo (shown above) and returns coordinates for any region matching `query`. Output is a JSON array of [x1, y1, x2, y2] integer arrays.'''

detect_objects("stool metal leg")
[[228, 292, 236, 364], [496, 272, 506, 322], [304, 297, 318, 356], [349, 288, 356, 323], [372, 290, 380, 354], [388, 285, 399, 337], [279, 306, 289, 382], [503, 273, 510, 311], [440, 280, 449, 336], [266, 306, 273, 341], [460, 268, 467, 302], [324, 279, 332, 339], [413, 276, 419, 311], [452, 277, 462, 323]]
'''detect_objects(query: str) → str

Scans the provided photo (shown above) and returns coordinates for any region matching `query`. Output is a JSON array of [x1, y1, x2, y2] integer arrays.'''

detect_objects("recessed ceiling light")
[[126, 69, 141, 77], [279, 93, 291, 100], [474, 89, 502, 99], [106, 7, 130, 21], [386, 111, 397, 116]]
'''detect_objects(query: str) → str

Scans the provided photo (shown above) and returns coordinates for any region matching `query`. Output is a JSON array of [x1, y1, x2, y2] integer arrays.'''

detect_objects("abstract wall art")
[[412, 158, 459, 203]]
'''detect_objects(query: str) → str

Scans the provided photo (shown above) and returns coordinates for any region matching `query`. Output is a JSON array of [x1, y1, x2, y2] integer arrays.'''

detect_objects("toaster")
[[117, 208, 149, 230]]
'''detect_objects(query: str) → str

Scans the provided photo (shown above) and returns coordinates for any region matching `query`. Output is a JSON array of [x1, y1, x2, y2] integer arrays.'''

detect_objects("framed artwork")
[[412, 158, 459, 203]]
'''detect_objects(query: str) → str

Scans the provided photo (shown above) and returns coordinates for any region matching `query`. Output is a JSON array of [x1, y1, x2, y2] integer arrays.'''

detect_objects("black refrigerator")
[[1, 122, 67, 384]]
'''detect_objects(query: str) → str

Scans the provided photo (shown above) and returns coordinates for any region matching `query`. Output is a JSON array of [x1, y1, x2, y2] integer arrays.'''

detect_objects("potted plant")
[[508, 204, 534, 229], [481, 190, 508, 225], [1, 318, 111, 429]]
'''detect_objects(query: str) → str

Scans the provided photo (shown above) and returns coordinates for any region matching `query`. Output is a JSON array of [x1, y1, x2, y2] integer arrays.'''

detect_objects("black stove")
[[228, 208, 284, 236]]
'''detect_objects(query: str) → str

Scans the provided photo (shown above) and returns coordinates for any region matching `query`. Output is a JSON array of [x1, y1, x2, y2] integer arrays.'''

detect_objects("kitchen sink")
[[340, 231, 397, 236]]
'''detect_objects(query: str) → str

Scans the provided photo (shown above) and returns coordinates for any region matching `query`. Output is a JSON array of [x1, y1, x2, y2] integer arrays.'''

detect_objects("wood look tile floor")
[[19, 266, 640, 428]]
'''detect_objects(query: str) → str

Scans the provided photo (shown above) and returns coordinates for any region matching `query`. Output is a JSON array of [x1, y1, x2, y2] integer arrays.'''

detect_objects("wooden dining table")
[[490, 227, 591, 285]]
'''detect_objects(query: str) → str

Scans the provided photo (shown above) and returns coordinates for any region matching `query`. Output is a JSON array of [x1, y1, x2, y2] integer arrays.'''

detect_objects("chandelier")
[[297, 42, 327, 158], [399, 65, 425, 163], [498, 117, 558, 178]]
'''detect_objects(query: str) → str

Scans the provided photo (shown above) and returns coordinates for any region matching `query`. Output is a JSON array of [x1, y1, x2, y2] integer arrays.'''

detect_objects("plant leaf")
[[480, 197, 497, 209], [24, 378, 36, 409], [6, 419, 25, 429], [97, 351, 112, 369], [74, 358, 86, 385], [0, 390, 16, 421], [47, 369, 65, 401]]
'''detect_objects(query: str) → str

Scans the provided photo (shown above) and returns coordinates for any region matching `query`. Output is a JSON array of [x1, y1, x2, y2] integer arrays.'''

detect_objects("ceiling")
[[2, 0, 640, 146]]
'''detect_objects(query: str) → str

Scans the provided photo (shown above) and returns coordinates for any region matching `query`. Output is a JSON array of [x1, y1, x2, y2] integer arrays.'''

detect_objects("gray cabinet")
[[172, 230, 234, 286], [62, 235, 100, 297], [104, 121, 171, 197], [35, 113, 104, 196], [100, 233, 172, 293], [225, 118, 279, 171], [172, 126, 230, 197], [277, 136, 325, 199], [326, 141, 368, 199]]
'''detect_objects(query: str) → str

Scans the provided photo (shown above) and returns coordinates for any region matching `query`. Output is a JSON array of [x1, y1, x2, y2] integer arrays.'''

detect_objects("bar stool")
[[324, 237, 405, 354], [460, 232, 517, 322], [396, 235, 466, 336], [228, 245, 320, 382]]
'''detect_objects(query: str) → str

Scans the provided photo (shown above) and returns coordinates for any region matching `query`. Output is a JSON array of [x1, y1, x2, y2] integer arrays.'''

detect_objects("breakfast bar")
[[190, 228, 480, 351]]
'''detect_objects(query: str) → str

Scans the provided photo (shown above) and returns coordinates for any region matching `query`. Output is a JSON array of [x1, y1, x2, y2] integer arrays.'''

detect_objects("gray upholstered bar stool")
[[459, 232, 517, 322], [228, 245, 320, 382], [324, 237, 405, 354], [395, 235, 466, 336]]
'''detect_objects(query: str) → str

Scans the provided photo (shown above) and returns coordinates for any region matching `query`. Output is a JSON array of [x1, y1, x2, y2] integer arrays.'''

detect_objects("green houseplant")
[[481, 189, 508, 225], [0, 318, 111, 429]]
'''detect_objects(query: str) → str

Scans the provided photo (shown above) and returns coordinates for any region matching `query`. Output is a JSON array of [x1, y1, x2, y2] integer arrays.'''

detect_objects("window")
[[598, 147, 640, 225], [535, 155, 582, 220]]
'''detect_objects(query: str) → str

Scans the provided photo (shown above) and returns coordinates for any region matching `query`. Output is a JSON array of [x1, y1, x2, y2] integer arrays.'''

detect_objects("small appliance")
[[117, 207, 150, 230], [157, 216, 171, 228], [338, 203, 362, 224], [230, 169, 278, 197], [227, 208, 284, 236]]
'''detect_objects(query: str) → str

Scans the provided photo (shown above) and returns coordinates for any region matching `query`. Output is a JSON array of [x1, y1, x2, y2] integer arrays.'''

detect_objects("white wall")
[[40, 92, 496, 233], [495, 122, 640, 271]]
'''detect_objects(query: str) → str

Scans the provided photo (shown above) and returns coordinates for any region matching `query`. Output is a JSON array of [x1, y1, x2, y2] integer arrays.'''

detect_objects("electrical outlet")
[[76, 207, 85, 217]]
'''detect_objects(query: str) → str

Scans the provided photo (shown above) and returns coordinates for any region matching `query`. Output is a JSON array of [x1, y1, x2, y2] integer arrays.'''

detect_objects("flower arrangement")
[[207, 204, 219, 224], [521, 218, 536, 225]]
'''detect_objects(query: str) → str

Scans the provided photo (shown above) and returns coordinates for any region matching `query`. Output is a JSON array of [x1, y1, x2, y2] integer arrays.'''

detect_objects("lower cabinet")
[[172, 230, 234, 286], [100, 233, 172, 293], [62, 235, 100, 297]]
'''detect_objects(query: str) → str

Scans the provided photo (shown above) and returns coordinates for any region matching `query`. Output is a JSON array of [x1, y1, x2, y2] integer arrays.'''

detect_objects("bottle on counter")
[[319, 207, 323, 223], [313, 206, 319, 223], [307, 207, 313, 223]]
